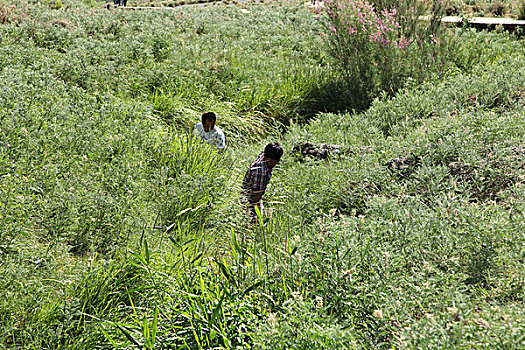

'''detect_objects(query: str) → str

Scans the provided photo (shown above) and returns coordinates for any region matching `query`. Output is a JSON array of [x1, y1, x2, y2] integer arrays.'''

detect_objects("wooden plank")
[[442, 16, 525, 33]]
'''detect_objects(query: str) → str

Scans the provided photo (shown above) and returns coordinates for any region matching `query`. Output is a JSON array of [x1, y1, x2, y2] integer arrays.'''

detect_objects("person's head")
[[264, 142, 283, 169], [201, 112, 216, 132]]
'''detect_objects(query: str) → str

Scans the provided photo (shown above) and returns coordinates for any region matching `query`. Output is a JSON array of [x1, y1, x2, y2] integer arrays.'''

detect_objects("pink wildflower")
[[379, 37, 390, 45], [397, 37, 409, 49]]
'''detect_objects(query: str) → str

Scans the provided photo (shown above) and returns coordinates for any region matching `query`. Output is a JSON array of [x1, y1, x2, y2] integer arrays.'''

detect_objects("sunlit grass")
[[0, 0, 524, 348]]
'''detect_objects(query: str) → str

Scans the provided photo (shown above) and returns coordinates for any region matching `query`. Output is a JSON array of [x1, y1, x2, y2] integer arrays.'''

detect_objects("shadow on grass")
[[294, 79, 372, 124]]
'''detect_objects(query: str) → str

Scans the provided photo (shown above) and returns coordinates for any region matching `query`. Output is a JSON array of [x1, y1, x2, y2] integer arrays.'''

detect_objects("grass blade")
[[116, 324, 141, 347]]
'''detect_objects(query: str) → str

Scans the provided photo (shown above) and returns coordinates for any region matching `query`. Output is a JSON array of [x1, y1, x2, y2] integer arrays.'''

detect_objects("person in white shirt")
[[193, 112, 226, 150]]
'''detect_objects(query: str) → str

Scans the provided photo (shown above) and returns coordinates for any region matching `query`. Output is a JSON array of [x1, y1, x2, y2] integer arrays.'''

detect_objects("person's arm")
[[193, 126, 201, 139], [252, 189, 263, 204], [216, 130, 226, 150], [251, 189, 264, 215], [248, 165, 265, 205]]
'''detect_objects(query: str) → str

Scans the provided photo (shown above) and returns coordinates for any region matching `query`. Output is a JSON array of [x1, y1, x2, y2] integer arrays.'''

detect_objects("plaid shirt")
[[242, 153, 273, 203]]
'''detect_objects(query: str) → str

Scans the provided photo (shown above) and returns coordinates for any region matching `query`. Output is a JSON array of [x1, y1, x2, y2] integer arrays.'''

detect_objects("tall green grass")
[[0, 0, 524, 348]]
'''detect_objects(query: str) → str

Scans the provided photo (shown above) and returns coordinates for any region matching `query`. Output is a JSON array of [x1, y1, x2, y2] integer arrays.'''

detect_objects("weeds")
[[321, 0, 448, 110], [0, 0, 524, 348]]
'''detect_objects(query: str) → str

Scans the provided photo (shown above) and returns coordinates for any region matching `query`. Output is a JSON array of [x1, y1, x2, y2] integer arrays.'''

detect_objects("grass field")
[[110, 0, 525, 20], [0, 0, 524, 348]]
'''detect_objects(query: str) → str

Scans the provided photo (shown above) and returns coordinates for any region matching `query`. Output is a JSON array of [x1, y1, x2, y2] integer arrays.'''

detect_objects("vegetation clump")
[[0, 0, 524, 348]]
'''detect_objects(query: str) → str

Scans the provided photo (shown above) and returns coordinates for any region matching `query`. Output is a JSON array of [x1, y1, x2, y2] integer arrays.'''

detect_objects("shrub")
[[252, 300, 358, 349], [48, 0, 63, 10], [322, 0, 448, 110], [518, 0, 525, 20]]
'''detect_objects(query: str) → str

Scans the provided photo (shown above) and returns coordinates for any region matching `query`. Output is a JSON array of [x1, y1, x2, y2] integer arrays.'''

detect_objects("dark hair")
[[201, 112, 216, 124], [264, 142, 283, 160]]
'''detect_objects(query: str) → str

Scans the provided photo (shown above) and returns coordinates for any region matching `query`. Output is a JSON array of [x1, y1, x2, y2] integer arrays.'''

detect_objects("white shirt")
[[193, 122, 225, 149]]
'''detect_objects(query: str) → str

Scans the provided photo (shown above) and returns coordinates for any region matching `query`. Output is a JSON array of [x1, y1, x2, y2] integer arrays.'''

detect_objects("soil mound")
[[292, 142, 340, 161], [385, 153, 421, 178]]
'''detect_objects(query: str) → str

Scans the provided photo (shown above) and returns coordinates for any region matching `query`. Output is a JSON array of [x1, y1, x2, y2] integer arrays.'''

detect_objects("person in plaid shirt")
[[242, 142, 283, 217]]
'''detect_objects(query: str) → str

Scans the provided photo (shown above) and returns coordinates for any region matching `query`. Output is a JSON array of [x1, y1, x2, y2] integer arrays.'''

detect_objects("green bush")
[[252, 300, 359, 349], [322, 0, 448, 110]]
